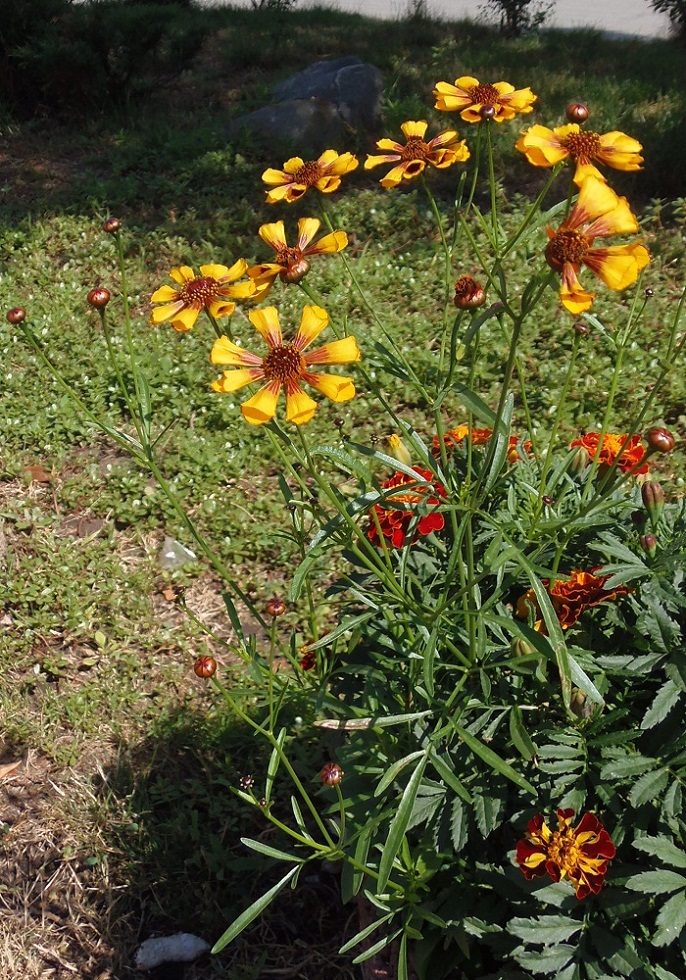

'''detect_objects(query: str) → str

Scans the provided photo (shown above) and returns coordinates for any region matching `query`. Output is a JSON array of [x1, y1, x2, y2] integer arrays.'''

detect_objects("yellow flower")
[[150, 260, 255, 332], [210, 305, 361, 426], [262, 150, 358, 204], [364, 120, 470, 188], [544, 176, 650, 315], [247, 218, 348, 296], [515, 123, 644, 185], [433, 75, 536, 123]]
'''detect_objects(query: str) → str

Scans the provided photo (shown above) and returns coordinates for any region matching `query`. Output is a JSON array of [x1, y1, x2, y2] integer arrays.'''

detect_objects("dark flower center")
[[263, 343, 305, 383], [294, 161, 324, 185], [275, 245, 303, 267], [180, 276, 219, 308], [401, 137, 430, 161], [545, 229, 589, 270], [470, 83, 500, 106], [560, 130, 601, 162], [547, 829, 581, 873]]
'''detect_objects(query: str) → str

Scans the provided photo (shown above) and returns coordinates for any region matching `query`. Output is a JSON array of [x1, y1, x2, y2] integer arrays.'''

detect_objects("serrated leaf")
[[653, 889, 686, 946], [641, 680, 681, 729], [212, 865, 299, 952], [599, 755, 657, 780], [633, 836, 686, 868], [625, 870, 686, 894], [513, 943, 576, 973], [450, 798, 468, 853], [628, 767, 669, 806], [508, 915, 582, 945], [474, 793, 503, 837]]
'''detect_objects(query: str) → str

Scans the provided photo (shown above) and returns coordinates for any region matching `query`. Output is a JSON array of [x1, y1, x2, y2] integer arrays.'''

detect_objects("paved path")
[[206, 0, 671, 39]]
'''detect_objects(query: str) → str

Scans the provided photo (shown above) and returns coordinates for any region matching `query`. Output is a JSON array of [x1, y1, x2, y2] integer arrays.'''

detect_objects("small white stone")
[[135, 933, 210, 970]]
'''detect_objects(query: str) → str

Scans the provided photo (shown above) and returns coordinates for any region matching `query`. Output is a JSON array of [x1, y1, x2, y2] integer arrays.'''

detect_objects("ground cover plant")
[[1, 4, 686, 978]]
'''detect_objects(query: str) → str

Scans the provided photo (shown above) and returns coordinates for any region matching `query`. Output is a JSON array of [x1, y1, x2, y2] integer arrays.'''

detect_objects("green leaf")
[[338, 911, 394, 954], [474, 793, 503, 837], [509, 915, 582, 945], [352, 929, 403, 964], [450, 798, 468, 853], [240, 838, 304, 864], [133, 366, 152, 443], [374, 751, 425, 798], [454, 724, 536, 795], [265, 728, 286, 804], [211, 865, 299, 952], [429, 751, 472, 803], [509, 706, 537, 761], [567, 653, 604, 705], [482, 392, 514, 494], [625, 870, 686, 894], [600, 755, 657, 780], [633, 837, 686, 870], [513, 944, 576, 973], [654, 889, 686, 947], [301, 612, 374, 651], [340, 827, 372, 904], [628, 767, 670, 807], [641, 680, 681, 730], [378, 754, 428, 893], [449, 383, 498, 428]]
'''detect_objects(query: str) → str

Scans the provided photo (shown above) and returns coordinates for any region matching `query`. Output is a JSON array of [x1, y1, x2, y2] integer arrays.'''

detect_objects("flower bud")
[[480, 105, 496, 121], [102, 217, 121, 234], [454, 275, 487, 310], [320, 762, 343, 786], [87, 287, 111, 309], [280, 257, 311, 284], [641, 480, 665, 525], [542, 495, 554, 506], [644, 287, 654, 298], [6, 307, 26, 324], [265, 598, 286, 617], [300, 646, 316, 671], [570, 687, 593, 718], [239, 774, 254, 790], [511, 636, 535, 657], [572, 320, 589, 335], [386, 434, 413, 467], [645, 427, 675, 454], [569, 446, 590, 475], [193, 655, 217, 678], [630, 509, 646, 527], [566, 102, 589, 123], [640, 533, 657, 557]]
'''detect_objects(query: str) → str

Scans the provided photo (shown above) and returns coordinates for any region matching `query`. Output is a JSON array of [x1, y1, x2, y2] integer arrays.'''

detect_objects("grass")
[[0, 3, 685, 976]]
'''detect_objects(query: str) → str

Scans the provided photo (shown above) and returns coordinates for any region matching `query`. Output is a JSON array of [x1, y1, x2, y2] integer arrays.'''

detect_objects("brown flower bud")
[[542, 495, 554, 506], [194, 655, 217, 678], [566, 102, 589, 123], [320, 762, 343, 786], [87, 287, 111, 309], [102, 217, 121, 234], [641, 480, 665, 525], [280, 257, 311, 284], [265, 598, 286, 617], [6, 307, 26, 324], [480, 105, 496, 121], [573, 321, 589, 335], [645, 427, 675, 454], [644, 287, 654, 298], [454, 275, 487, 310], [640, 533, 657, 557]]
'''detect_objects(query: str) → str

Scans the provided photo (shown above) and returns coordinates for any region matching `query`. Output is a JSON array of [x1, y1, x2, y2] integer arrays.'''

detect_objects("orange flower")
[[515, 123, 644, 185], [518, 569, 630, 632], [516, 809, 616, 900], [150, 261, 255, 332], [367, 468, 445, 549], [433, 75, 536, 123], [433, 424, 531, 463], [544, 176, 650, 315], [364, 120, 470, 188], [262, 150, 358, 204], [210, 305, 360, 426], [570, 431, 649, 475], [247, 218, 348, 296]]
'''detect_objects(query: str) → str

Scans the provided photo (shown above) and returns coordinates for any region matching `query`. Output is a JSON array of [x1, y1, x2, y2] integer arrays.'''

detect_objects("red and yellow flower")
[[367, 467, 445, 549], [262, 150, 358, 204], [433, 76, 536, 123], [150, 260, 255, 332], [517, 569, 630, 632], [247, 218, 348, 295], [210, 305, 360, 426], [364, 120, 470, 188], [544, 176, 650, 315], [570, 431, 649, 475], [516, 809, 616, 900], [515, 123, 644, 185], [433, 424, 531, 463]]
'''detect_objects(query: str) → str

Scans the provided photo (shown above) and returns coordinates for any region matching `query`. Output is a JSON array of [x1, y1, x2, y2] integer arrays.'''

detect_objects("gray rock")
[[225, 98, 347, 155]]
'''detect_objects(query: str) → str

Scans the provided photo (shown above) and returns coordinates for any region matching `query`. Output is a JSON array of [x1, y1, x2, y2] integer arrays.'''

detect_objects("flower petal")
[[241, 381, 281, 425], [304, 336, 361, 366], [285, 387, 318, 425], [259, 221, 287, 251], [211, 367, 264, 393], [305, 230, 348, 256], [293, 305, 329, 350], [170, 266, 195, 285], [584, 243, 650, 290], [210, 335, 263, 368], [150, 300, 184, 324], [296, 217, 321, 249], [249, 306, 282, 348], [400, 120, 428, 139], [151, 284, 181, 303], [305, 372, 356, 402], [170, 307, 200, 332]]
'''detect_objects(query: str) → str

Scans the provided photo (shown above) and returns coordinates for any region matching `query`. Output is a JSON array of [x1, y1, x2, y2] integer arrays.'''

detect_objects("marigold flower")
[[364, 119, 470, 188], [247, 218, 347, 295], [544, 176, 650, 315], [515, 123, 644, 185], [210, 305, 360, 426], [367, 467, 445, 549], [569, 431, 649, 475], [516, 809, 616, 899], [433, 75, 536, 123], [518, 569, 630, 631], [150, 261, 255, 332], [262, 150, 358, 204], [433, 424, 531, 463], [300, 645, 316, 671]]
